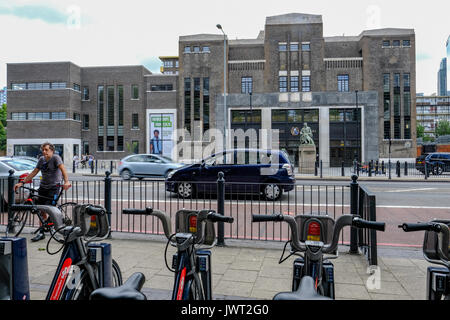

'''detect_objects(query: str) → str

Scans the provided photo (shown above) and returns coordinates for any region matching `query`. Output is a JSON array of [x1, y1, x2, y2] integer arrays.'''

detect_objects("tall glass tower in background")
[[447, 35, 450, 95], [438, 58, 447, 96]]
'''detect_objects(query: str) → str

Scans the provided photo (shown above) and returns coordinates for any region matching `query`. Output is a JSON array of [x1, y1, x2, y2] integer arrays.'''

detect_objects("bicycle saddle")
[[273, 276, 332, 300], [90, 272, 147, 300]]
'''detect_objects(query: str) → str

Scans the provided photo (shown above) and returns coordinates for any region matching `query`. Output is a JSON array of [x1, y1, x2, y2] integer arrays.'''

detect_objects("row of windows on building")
[[184, 46, 210, 54], [11, 112, 67, 120], [382, 39, 411, 48], [278, 42, 310, 52]]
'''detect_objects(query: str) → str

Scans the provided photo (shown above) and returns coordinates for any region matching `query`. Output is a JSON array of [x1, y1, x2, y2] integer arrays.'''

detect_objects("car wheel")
[[177, 182, 194, 198], [434, 166, 444, 176], [164, 170, 172, 178], [263, 183, 282, 201], [120, 169, 132, 180]]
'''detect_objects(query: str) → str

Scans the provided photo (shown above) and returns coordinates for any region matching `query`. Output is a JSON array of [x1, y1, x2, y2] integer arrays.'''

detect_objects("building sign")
[[147, 110, 176, 158]]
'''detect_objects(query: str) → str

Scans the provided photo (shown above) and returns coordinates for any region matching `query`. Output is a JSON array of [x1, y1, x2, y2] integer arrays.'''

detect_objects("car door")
[[142, 155, 163, 176], [197, 151, 235, 193], [128, 155, 147, 175], [231, 150, 260, 194]]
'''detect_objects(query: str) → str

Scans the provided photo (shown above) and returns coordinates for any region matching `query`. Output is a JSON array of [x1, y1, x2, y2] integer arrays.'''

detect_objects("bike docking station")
[[0, 237, 30, 300]]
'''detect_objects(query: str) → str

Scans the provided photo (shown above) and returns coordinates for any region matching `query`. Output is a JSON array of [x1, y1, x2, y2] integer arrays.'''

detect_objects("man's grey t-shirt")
[[36, 155, 63, 188]]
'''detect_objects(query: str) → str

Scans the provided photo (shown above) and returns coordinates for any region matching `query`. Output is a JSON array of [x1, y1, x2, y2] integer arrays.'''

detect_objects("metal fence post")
[[7, 170, 15, 234], [341, 161, 345, 177], [314, 161, 318, 176], [104, 171, 112, 238], [320, 160, 323, 179], [381, 161, 385, 175], [396, 161, 401, 178], [95, 160, 98, 175], [368, 161, 372, 177], [110, 161, 113, 174], [425, 161, 428, 180], [404, 161, 408, 176], [72, 160, 76, 173], [217, 172, 225, 246], [349, 175, 359, 254]]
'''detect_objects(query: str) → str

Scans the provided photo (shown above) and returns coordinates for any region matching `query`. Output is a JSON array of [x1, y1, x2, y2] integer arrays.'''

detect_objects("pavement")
[[16, 230, 432, 300]]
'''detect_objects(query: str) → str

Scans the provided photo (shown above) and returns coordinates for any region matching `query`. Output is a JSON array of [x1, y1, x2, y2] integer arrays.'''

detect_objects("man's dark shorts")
[[36, 186, 59, 206]]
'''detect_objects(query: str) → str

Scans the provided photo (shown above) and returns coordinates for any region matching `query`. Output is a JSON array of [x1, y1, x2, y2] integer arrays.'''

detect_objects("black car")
[[415, 154, 427, 173], [165, 149, 295, 201], [424, 153, 450, 175]]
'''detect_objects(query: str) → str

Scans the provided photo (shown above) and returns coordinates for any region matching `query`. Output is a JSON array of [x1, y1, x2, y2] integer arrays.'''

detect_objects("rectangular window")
[[73, 83, 81, 92], [151, 84, 173, 91], [290, 76, 299, 92], [337, 74, 349, 92], [382, 40, 390, 47], [12, 83, 26, 90], [73, 113, 81, 121], [107, 136, 114, 152], [164, 61, 173, 68], [392, 40, 401, 47], [290, 43, 299, 51], [184, 46, 191, 53], [403, 73, 410, 92], [184, 78, 191, 133], [241, 77, 253, 94], [98, 136, 104, 152], [278, 43, 287, 51], [301, 43, 311, 51], [131, 85, 139, 99], [82, 87, 89, 100], [82, 114, 89, 130], [402, 40, 411, 47], [107, 86, 114, 127], [132, 113, 139, 129], [51, 112, 66, 120], [193, 46, 200, 53], [194, 78, 201, 121], [51, 82, 66, 89], [279, 76, 287, 92], [202, 46, 210, 53], [301, 76, 311, 92], [131, 141, 139, 154], [118, 85, 124, 127], [98, 86, 104, 127], [203, 78, 210, 135], [117, 136, 124, 152], [383, 74, 391, 139]]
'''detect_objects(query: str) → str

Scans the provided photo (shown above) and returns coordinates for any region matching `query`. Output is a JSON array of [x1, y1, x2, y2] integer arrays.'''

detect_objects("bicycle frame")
[[46, 229, 112, 300], [171, 233, 210, 300]]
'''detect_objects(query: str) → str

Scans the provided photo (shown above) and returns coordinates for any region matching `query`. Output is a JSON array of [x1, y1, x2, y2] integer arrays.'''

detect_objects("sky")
[[0, 0, 449, 95]]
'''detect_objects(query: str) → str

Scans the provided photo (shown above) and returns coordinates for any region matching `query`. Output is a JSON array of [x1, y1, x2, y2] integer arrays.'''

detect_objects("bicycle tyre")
[[57, 202, 78, 226], [8, 200, 32, 237], [112, 259, 123, 287]]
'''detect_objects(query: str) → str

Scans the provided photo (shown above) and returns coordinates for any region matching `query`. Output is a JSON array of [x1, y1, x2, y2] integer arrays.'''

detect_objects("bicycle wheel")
[[8, 200, 32, 237], [62, 270, 94, 300], [112, 259, 123, 287], [58, 202, 78, 226]]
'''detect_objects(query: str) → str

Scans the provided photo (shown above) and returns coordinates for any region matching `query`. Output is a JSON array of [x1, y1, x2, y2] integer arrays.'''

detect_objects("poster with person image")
[[149, 112, 175, 158]]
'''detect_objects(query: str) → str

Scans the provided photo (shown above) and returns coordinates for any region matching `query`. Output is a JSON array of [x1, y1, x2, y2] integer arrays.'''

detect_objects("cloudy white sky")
[[0, 0, 449, 95]]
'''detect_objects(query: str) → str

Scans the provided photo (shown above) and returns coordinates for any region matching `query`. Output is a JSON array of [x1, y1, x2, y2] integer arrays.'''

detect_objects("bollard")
[[217, 172, 225, 246], [396, 161, 401, 178], [375, 160, 379, 175], [381, 161, 385, 175], [110, 161, 113, 174], [404, 161, 408, 176], [425, 161, 428, 180], [72, 160, 76, 174], [341, 161, 345, 177], [349, 175, 359, 254], [7, 170, 15, 234], [388, 160, 392, 180], [368, 161, 372, 177], [104, 171, 112, 238], [95, 159, 98, 175], [314, 161, 318, 176]]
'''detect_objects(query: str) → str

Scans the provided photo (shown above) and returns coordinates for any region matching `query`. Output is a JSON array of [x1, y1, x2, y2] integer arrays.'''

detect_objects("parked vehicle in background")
[[0, 156, 42, 205], [118, 154, 185, 180], [424, 153, 450, 175], [165, 149, 295, 201], [415, 154, 428, 173]]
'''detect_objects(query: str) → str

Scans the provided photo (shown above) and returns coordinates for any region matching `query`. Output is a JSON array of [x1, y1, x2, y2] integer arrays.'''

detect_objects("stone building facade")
[[6, 13, 416, 166]]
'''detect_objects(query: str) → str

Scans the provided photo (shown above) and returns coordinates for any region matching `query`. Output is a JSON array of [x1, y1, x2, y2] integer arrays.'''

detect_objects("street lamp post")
[[217, 24, 227, 152]]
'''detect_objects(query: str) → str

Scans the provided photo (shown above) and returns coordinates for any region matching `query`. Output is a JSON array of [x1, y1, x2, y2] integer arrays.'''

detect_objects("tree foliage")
[[436, 119, 450, 137]]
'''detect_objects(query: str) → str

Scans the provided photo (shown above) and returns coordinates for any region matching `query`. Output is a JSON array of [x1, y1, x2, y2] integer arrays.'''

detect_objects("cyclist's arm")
[[58, 163, 71, 190], [14, 168, 40, 190]]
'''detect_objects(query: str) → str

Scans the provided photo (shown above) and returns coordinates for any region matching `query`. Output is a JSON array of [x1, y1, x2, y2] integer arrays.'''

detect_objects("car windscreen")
[[160, 156, 173, 162], [1, 159, 36, 171]]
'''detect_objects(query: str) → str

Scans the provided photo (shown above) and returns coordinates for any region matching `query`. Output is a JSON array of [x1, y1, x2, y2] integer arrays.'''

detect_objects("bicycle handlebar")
[[206, 212, 234, 224], [10, 204, 38, 212], [252, 214, 385, 253], [84, 205, 105, 216], [123, 208, 172, 239], [10, 204, 65, 231], [398, 222, 441, 233]]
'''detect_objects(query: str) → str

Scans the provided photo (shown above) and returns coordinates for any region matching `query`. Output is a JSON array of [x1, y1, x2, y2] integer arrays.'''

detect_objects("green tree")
[[417, 124, 425, 139], [436, 119, 450, 137], [0, 104, 6, 127]]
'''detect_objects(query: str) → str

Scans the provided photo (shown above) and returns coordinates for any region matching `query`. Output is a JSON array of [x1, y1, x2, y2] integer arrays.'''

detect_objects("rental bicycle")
[[90, 207, 234, 300], [6, 203, 122, 300], [399, 220, 450, 300], [7, 184, 76, 238], [252, 212, 385, 300]]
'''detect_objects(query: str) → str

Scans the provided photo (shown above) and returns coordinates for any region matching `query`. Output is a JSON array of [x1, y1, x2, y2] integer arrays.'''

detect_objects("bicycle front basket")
[[73, 204, 110, 238]]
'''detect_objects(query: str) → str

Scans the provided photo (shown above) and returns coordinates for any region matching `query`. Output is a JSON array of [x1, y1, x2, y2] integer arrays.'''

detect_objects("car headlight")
[[167, 170, 177, 179]]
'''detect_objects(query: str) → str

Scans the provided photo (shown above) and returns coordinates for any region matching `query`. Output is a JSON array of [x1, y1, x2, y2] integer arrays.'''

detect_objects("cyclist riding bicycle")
[[14, 142, 71, 242]]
